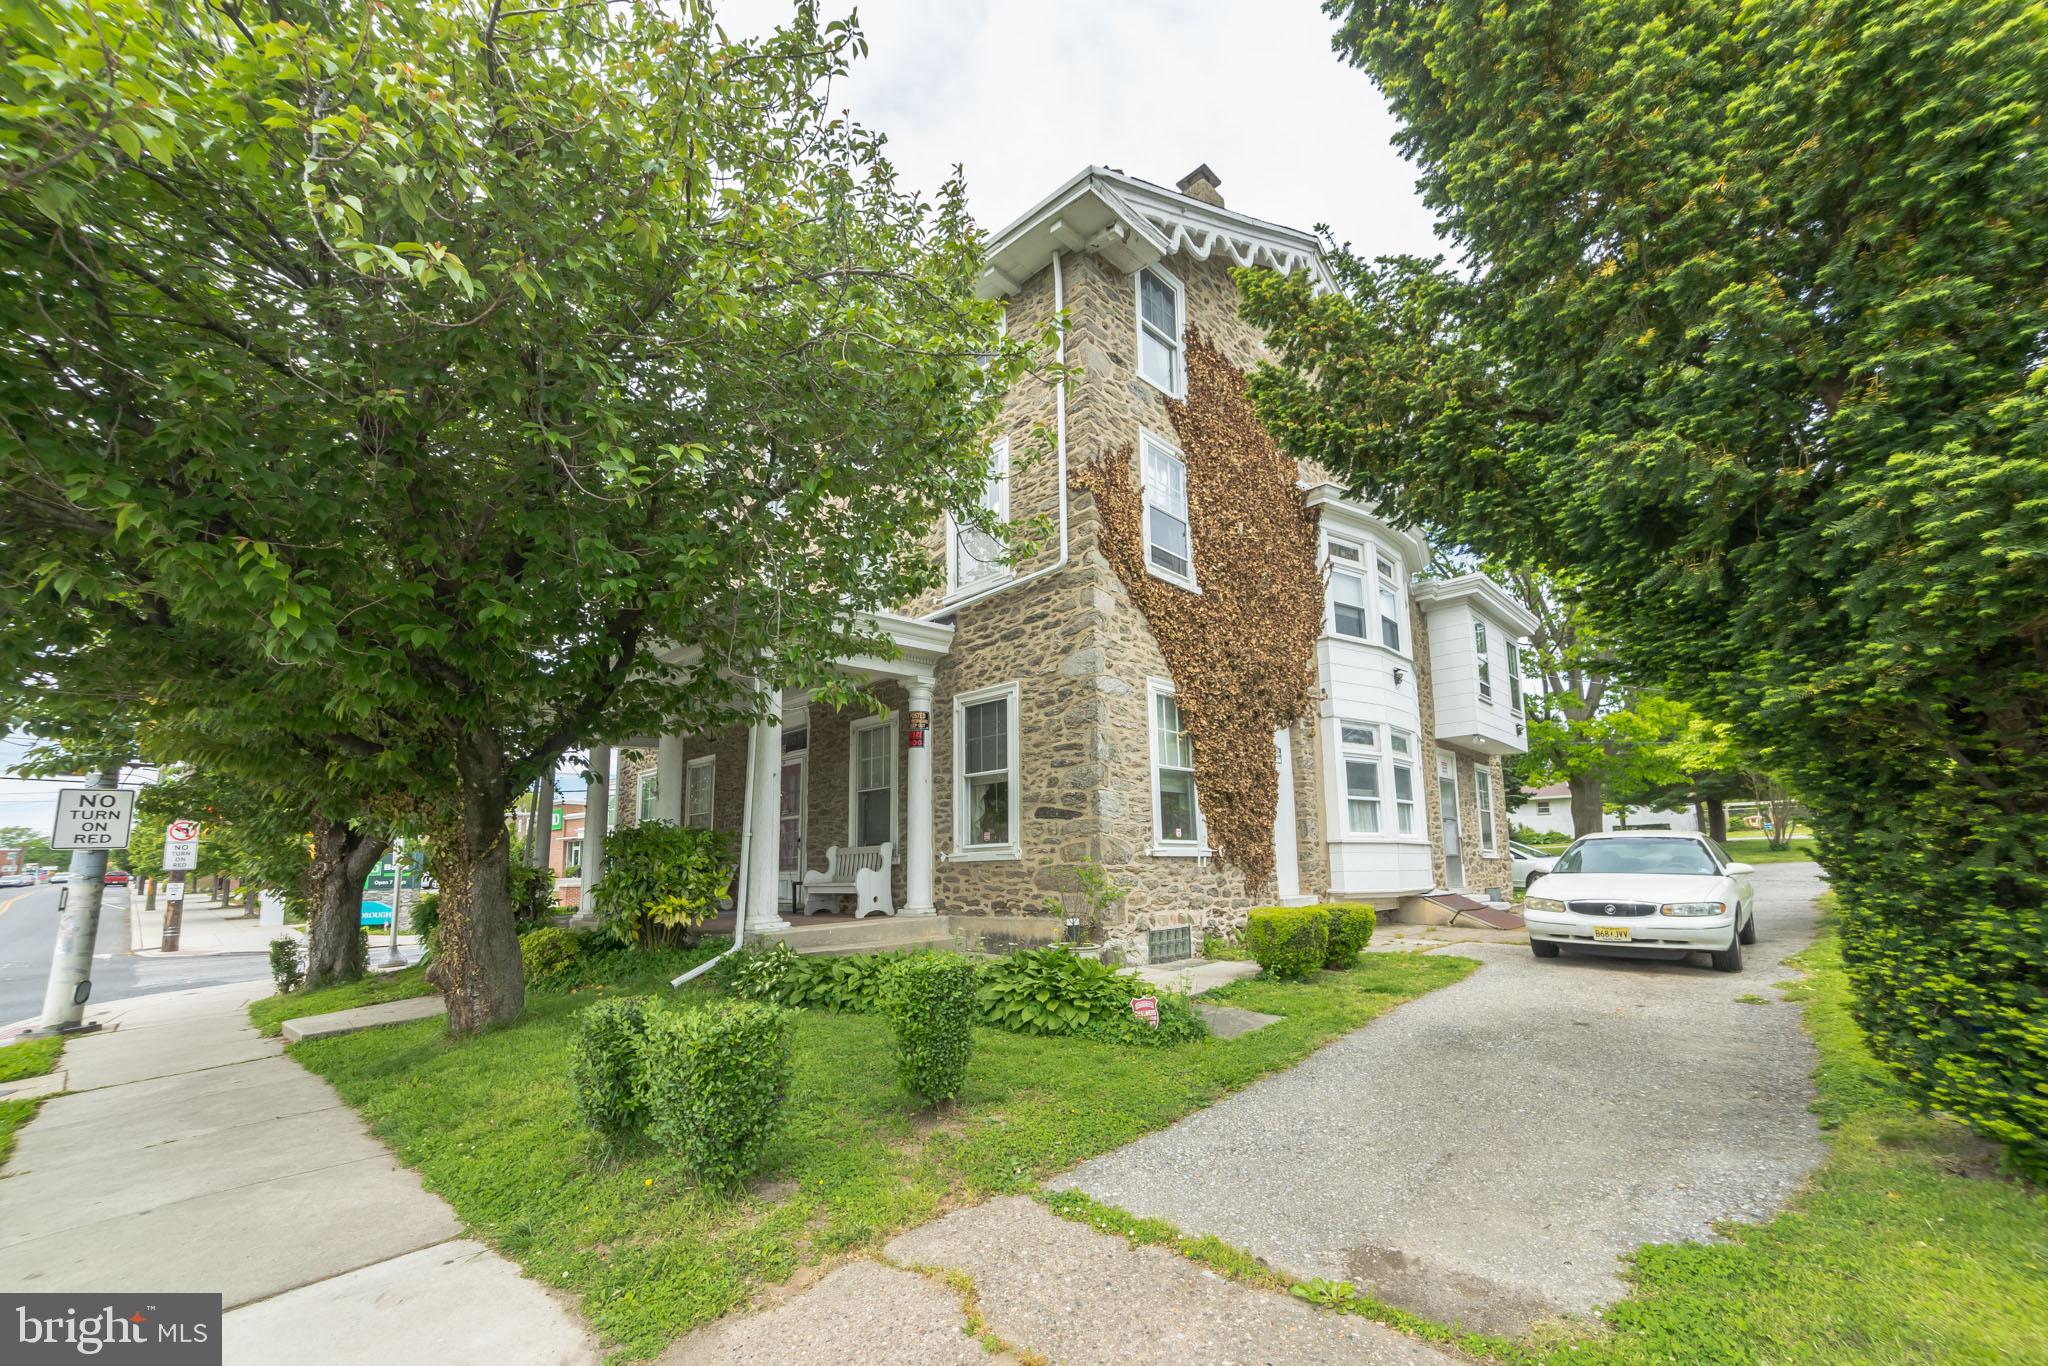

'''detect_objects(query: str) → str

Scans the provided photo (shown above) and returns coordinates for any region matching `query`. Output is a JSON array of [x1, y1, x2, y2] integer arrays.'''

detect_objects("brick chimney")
[[1176, 164, 1224, 208]]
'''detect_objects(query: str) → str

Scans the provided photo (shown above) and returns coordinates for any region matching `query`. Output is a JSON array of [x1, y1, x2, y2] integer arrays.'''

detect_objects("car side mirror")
[[1725, 862, 1754, 876]]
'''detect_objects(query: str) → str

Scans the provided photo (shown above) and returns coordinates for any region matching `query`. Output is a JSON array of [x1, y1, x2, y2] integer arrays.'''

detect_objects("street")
[[0, 881, 271, 1029]]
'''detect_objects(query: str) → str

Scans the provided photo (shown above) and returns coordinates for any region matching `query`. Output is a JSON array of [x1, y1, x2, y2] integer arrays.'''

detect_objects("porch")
[[577, 611, 955, 951]]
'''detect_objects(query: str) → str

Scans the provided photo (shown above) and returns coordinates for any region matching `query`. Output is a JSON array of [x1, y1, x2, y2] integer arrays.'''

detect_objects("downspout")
[[924, 248, 1069, 619], [670, 710, 760, 988]]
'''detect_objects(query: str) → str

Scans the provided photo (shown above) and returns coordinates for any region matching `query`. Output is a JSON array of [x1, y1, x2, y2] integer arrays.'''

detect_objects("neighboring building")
[[1512, 782, 1701, 839], [0, 848, 21, 876], [550, 800, 586, 908], [597, 165, 1536, 962]]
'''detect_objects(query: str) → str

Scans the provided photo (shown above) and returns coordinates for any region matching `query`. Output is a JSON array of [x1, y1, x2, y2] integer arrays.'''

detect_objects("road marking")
[[0, 892, 32, 919]]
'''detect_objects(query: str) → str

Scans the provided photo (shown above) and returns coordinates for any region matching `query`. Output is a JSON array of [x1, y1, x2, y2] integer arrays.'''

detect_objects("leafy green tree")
[[1245, 0, 2048, 1170], [1, 1, 1029, 1031]]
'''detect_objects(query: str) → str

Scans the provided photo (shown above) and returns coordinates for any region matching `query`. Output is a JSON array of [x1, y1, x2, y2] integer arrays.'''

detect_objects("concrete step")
[[768, 915, 956, 957]]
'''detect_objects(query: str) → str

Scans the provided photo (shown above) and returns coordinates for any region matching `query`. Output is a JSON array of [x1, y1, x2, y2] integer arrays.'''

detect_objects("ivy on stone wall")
[[1072, 331, 1323, 886]]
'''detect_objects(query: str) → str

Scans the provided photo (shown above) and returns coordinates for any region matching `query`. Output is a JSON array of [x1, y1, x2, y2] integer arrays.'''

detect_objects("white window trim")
[[1389, 729, 1419, 837], [1474, 619, 1494, 706], [946, 436, 1011, 599], [1139, 427, 1200, 592], [1146, 677, 1212, 858], [684, 754, 716, 829], [636, 768, 659, 823], [1327, 535, 1369, 641], [1506, 639, 1524, 714], [949, 681, 1021, 861], [1374, 552, 1404, 652], [1325, 718, 1430, 846], [1322, 532, 1413, 661], [1338, 719, 1384, 838], [1476, 766, 1499, 856], [1134, 263, 1186, 398], [847, 712, 898, 849]]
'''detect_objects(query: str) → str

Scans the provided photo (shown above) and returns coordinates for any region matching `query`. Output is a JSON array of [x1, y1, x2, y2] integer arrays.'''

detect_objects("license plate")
[[1593, 925, 1632, 942]]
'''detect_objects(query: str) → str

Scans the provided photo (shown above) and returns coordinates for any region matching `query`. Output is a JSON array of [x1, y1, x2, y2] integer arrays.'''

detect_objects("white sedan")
[[1510, 840, 1558, 889], [1522, 832, 1757, 972]]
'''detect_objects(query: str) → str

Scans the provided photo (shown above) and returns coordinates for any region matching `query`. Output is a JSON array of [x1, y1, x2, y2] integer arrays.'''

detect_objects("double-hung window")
[[1329, 539, 1367, 640], [1476, 766, 1498, 854], [850, 716, 896, 847], [684, 756, 715, 829], [948, 437, 1009, 594], [1340, 720, 1381, 834], [1141, 430, 1195, 587], [955, 683, 1019, 855], [1474, 619, 1493, 704], [1389, 729, 1417, 835], [1136, 265, 1184, 395], [1375, 554, 1403, 650], [1507, 641, 1523, 713], [562, 838, 583, 874], [636, 769, 659, 823], [1149, 680, 1203, 850]]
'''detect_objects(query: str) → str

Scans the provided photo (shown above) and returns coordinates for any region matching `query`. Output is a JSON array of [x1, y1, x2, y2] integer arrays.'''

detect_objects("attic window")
[[1136, 265, 1184, 396]]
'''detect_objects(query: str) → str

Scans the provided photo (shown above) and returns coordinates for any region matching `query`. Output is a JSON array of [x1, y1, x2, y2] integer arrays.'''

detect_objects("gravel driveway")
[[1052, 863, 1830, 1336]]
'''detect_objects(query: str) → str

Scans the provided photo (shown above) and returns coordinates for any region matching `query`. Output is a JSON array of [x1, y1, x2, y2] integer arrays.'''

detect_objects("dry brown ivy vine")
[[1071, 330, 1324, 887]]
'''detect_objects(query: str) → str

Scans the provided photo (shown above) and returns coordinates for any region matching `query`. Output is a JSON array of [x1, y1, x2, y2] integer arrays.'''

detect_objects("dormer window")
[[1136, 265, 1184, 396]]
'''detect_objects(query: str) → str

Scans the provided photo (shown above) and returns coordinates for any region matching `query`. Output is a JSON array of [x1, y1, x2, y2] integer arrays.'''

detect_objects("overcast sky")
[[717, 0, 1443, 260]]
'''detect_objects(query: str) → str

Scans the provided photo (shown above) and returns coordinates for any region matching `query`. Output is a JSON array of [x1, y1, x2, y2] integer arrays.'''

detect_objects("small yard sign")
[[50, 787, 137, 850], [1130, 995, 1159, 1028]]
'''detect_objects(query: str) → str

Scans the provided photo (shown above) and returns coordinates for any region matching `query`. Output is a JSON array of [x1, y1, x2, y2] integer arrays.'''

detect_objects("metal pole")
[[383, 836, 406, 967], [37, 762, 121, 1033]]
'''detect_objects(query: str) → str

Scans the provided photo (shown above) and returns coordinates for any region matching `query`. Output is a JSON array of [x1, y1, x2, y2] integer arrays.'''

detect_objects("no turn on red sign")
[[163, 818, 202, 871], [50, 788, 138, 850]]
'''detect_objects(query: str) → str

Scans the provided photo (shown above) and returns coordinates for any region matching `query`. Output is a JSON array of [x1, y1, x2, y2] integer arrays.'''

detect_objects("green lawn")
[[248, 965, 437, 1036], [259, 949, 1474, 1359], [0, 1035, 64, 1168]]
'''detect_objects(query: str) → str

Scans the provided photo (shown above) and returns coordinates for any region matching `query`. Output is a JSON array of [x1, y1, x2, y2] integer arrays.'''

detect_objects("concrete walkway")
[[0, 979, 595, 1365], [1050, 864, 1830, 1336]]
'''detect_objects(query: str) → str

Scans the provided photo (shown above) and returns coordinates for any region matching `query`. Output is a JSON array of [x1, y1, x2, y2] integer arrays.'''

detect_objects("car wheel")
[[1738, 907, 1758, 945], [1530, 939, 1561, 959], [1710, 924, 1745, 973]]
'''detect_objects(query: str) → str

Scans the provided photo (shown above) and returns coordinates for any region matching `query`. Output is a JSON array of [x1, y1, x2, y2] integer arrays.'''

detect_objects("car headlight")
[[1524, 895, 1567, 915], [1661, 901, 1727, 917]]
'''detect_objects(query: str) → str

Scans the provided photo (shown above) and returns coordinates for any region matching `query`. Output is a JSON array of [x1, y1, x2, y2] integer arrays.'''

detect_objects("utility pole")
[[382, 836, 407, 968], [37, 762, 123, 1034]]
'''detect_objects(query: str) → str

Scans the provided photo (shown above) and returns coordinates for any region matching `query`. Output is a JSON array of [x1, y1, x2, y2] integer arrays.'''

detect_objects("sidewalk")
[[128, 889, 421, 958], [0, 979, 594, 1365]]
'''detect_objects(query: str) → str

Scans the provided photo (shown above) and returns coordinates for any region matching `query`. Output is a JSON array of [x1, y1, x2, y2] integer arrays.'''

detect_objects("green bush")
[[519, 925, 581, 982], [882, 954, 980, 1103], [591, 822, 734, 950], [637, 999, 791, 1187], [568, 997, 653, 1144], [552, 936, 730, 992], [1321, 903, 1377, 969], [410, 891, 441, 964], [1075, 988, 1209, 1047], [730, 941, 802, 1000], [1201, 932, 1250, 962], [268, 935, 304, 992], [977, 945, 1132, 1036], [1245, 905, 1330, 980], [508, 863, 560, 932]]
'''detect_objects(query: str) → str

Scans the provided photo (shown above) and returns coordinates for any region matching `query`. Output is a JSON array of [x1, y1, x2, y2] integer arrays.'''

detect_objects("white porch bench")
[[801, 843, 894, 919]]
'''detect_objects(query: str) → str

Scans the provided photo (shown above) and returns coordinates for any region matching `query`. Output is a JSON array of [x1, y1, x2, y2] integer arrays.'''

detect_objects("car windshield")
[[1554, 837, 1718, 877]]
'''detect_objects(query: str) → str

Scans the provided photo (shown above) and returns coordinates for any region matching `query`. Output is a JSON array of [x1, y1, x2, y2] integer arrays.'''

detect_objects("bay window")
[[1376, 553, 1402, 650], [1474, 619, 1493, 704], [1329, 540, 1367, 639], [1340, 720, 1381, 834], [1390, 729, 1417, 835]]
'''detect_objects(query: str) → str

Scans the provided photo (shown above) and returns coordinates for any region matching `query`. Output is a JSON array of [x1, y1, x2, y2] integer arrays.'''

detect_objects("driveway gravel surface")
[[1051, 863, 1831, 1335]]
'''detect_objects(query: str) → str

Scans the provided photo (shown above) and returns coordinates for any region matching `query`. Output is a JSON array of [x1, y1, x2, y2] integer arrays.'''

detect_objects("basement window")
[[1148, 925, 1193, 964]]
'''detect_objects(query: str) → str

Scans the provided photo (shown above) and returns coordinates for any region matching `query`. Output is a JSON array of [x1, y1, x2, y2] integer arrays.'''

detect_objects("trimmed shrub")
[[977, 945, 1132, 1036], [1321, 903, 1378, 969], [569, 998, 653, 1144], [882, 954, 980, 1103], [520, 925, 581, 982], [591, 822, 734, 950], [1245, 905, 1330, 980], [268, 935, 304, 992], [638, 999, 791, 1187]]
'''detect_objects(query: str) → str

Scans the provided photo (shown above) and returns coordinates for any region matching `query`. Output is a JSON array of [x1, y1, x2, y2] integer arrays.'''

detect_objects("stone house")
[[582, 165, 1535, 963]]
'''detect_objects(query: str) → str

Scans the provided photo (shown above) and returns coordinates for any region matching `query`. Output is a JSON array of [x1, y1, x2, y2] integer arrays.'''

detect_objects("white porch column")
[[902, 677, 936, 916], [578, 745, 611, 918], [655, 735, 685, 825], [744, 689, 786, 937]]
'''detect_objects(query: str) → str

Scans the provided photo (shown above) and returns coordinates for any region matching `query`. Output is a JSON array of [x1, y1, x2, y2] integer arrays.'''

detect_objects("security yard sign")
[[162, 818, 202, 871], [50, 788, 137, 850]]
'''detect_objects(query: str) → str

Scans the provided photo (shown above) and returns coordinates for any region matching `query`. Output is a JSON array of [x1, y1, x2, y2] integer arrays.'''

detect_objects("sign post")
[[37, 767, 133, 1034], [159, 819, 200, 952]]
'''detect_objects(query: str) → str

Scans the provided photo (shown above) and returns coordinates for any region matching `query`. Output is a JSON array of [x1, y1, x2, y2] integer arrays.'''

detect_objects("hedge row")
[[1241, 902, 1377, 979]]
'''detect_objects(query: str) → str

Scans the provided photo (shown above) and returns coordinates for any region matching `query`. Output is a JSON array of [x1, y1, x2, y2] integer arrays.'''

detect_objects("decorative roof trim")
[[1410, 573, 1541, 635]]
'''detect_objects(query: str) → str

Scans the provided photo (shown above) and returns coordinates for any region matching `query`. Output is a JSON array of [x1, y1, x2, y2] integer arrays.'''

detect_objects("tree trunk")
[[305, 816, 389, 990], [427, 733, 526, 1034], [1568, 775, 1605, 837], [1706, 796, 1728, 843], [144, 879, 158, 918]]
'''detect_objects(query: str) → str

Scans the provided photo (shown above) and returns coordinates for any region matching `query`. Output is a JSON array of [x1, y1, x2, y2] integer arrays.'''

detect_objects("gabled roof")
[[977, 165, 1337, 300]]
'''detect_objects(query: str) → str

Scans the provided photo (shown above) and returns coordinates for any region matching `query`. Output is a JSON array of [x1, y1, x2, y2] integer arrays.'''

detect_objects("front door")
[[778, 755, 806, 908], [1272, 727, 1301, 902], [1438, 755, 1463, 890]]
